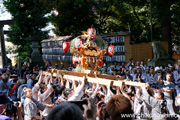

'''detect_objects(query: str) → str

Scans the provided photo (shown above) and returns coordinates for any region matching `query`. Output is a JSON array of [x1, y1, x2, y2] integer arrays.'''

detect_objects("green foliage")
[[4, 0, 180, 59], [40, 0, 180, 51], [3, 0, 49, 62], [6, 45, 16, 53], [40, 0, 96, 35], [40, 0, 152, 43]]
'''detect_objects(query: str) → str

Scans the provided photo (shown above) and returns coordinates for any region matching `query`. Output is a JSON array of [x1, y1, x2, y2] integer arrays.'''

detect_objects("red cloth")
[[9, 82, 19, 97], [136, 73, 142, 79]]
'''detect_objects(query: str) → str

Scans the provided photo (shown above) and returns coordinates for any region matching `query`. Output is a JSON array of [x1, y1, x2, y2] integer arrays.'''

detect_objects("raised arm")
[[163, 89, 173, 93], [68, 76, 85, 101], [57, 74, 63, 86], [38, 70, 43, 84], [49, 73, 53, 83], [72, 78, 77, 91], [91, 82, 100, 98], [146, 83, 154, 95], [104, 82, 113, 103], [32, 73, 42, 100], [43, 73, 48, 85], [65, 78, 70, 88], [137, 85, 159, 108], [157, 74, 163, 84]]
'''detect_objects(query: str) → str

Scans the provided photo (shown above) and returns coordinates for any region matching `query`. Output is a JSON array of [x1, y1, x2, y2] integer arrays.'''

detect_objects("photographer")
[[0, 91, 22, 120]]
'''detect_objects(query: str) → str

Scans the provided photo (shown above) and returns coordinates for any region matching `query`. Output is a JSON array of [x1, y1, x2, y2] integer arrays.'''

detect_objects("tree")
[[3, 0, 49, 62], [40, 0, 180, 56], [40, 0, 96, 36]]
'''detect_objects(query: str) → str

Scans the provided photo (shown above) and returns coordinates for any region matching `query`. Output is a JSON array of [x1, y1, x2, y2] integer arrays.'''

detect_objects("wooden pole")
[[43, 70, 145, 87], [0, 25, 7, 67]]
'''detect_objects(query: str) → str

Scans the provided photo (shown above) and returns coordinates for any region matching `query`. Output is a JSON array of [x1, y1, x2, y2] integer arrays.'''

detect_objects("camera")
[[5, 101, 17, 115], [156, 69, 163, 75], [155, 67, 163, 75], [13, 101, 19, 107]]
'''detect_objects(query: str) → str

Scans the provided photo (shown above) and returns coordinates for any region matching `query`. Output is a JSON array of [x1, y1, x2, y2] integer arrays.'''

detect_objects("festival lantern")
[[63, 41, 69, 51], [108, 45, 115, 56], [75, 38, 82, 49], [88, 28, 96, 39]]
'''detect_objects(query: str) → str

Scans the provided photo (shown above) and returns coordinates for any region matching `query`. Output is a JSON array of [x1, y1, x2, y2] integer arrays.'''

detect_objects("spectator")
[[0, 73, 8, 92], [124, 70, 133, 81], [146, 67, 158, 89], [133, 68, 147, 82], [59, 64, 66, 70], [13, 64, 21, 76], [140, 60, 146, 72], [8, 74, 21, 101], [114, 61, 120, 70], [27, 73, 37, 89], [21, 64, 27, 78], [23, 67, 31, 79]]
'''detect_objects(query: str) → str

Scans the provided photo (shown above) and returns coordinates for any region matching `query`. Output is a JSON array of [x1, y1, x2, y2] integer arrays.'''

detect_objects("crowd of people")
[[1, 59, 180, 120]]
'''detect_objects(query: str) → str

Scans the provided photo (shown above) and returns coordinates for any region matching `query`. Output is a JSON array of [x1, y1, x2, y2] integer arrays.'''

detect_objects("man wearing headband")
[[136, 84, 168, 119], [158, 73, 176, 115]]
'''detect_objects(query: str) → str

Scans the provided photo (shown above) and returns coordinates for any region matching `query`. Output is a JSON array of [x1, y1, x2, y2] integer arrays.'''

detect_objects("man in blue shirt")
[[0, 74, 8, 92]]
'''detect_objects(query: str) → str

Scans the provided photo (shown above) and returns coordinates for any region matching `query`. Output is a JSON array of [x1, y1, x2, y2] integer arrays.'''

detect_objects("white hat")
[[175, 97, 180, 106], [155, 66, 160, 72]]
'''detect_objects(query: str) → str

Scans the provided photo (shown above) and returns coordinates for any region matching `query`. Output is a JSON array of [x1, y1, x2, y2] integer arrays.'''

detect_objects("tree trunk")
[[159, 0, 172, 56]]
